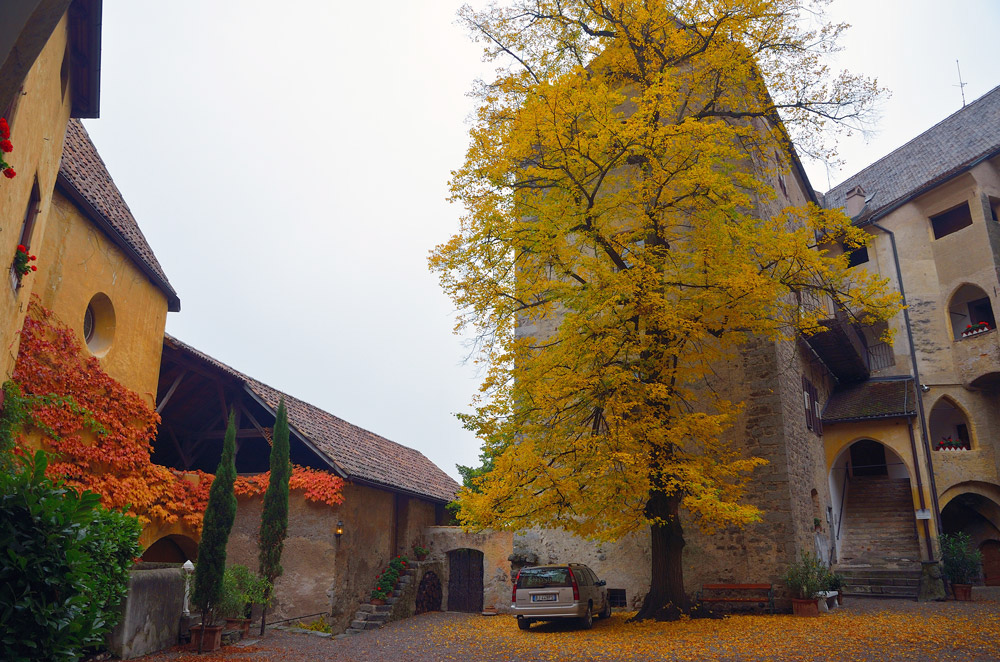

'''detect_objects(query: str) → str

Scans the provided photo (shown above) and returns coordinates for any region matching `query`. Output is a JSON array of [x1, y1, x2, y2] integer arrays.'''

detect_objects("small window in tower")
[[930, 203, 973, 239], [83, 305, 95, 343]]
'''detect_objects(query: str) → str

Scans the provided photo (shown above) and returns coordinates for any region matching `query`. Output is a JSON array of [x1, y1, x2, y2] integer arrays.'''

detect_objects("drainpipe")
[[869, 221, 943, 559]]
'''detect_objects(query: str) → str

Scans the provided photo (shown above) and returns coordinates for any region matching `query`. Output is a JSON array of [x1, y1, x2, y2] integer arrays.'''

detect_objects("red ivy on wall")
[[12, 299, 345, 535], [235, 466, 345, 506]]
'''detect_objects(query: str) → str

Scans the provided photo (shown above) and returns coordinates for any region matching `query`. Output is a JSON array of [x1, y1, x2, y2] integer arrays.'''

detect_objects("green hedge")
[[0, 451, 141, 662]]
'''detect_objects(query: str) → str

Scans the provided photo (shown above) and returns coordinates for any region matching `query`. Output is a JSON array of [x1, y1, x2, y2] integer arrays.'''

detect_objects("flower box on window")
[[961, 322, 991, 338], [935, 437, 971, 451]]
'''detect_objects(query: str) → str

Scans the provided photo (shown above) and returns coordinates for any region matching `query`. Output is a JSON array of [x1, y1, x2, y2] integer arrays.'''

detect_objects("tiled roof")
[[58, 119, 180, 311], [164, 335, 460, 504], [822, 378, 917, 424], [823, 85, 1000, 220]]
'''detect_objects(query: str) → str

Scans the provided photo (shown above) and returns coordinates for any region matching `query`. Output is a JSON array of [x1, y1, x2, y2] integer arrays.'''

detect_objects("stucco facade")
[[0, 13, 73, 381], [818, 89, 1000, 584]]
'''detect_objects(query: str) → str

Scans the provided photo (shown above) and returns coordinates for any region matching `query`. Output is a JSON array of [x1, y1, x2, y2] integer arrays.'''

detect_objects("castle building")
[[819, 85, 1000, 587]]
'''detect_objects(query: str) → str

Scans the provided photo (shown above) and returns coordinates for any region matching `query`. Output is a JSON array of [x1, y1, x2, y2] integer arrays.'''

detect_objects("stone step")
[[358, 603, 392, 615]]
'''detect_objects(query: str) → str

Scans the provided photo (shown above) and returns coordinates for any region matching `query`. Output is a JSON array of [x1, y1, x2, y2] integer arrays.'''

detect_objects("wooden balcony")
[[803, 309, 870, 383]]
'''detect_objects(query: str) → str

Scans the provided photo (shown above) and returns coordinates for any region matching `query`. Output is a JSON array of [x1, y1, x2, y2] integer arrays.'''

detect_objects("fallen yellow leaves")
[[429, 605, 1000, 661]]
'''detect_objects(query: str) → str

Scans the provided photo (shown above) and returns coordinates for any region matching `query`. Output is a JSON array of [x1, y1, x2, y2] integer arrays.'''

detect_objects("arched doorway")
[[415, 571, 443, 613], [447, 548, 484, 612], [941, 489, 1000, 584], [829, 439, 920, 565], [141, 534, 199, 562]]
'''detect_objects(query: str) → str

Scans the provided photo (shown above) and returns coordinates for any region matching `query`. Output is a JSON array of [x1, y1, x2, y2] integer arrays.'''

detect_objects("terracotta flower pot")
[[188, 624, 224, 652], [371, 598, 387, 605], [836, 590, 843, 606], [952, 583, 973, 601], [791, 597, 820, 617]]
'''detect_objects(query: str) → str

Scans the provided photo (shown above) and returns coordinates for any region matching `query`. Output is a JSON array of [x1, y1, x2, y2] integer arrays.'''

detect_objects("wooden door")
[[447, 548, 484, 612], [981, 540, 1000, 586]]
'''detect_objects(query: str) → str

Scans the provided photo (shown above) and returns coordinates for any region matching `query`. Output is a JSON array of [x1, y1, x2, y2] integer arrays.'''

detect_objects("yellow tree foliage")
[[431, 0, 901, 620]]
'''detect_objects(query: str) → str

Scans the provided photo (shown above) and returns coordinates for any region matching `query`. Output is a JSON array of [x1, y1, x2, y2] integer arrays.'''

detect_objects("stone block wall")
[[107, 564, 186, 660], [226, 482, 444, 635]]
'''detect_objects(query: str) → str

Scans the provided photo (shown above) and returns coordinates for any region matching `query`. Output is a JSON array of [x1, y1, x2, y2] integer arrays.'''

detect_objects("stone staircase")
[[834, 475, 922, 599], [835, 567, 921, 599], [837, 476, 921, 566], [340, 567, 415, 637]]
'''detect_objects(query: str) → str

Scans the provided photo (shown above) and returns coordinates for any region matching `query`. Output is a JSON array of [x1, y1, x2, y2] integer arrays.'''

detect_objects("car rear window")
[[518, 568, 571, 588]]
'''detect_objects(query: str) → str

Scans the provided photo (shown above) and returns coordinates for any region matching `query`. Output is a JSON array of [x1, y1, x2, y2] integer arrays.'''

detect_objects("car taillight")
[[568, 567, 580, 601], [513, 569, 521, 602]]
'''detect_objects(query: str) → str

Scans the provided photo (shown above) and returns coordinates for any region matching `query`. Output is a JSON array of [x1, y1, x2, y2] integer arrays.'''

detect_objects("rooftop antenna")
[[955, 60, 967, 108]]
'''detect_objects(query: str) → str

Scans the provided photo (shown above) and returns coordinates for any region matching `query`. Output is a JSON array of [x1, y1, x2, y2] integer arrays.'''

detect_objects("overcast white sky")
[[83, 1, 1000, 482]]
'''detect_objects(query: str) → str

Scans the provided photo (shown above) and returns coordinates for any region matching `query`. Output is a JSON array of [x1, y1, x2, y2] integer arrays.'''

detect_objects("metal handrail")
[[836, 467, 848, 541]]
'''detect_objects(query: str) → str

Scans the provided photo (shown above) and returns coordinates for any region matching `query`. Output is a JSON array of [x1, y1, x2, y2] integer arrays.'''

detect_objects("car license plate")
[[532, 594, 557, 602]]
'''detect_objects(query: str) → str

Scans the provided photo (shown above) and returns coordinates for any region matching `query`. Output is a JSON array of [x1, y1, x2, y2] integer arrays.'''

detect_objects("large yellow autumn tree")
[[430, 0, 900, 620]]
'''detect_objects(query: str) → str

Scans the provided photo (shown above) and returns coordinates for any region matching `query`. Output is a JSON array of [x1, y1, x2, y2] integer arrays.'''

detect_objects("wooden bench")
[[695, 583, 774, 614]]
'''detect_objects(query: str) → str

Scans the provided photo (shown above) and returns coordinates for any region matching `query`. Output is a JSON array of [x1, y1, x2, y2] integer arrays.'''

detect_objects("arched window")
[[948, 284, 995, 340], [929, 397, 972, 451]]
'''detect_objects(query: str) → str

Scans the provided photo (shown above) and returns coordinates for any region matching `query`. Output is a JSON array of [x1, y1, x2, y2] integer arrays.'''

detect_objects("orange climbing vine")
[[235, 466, 345, 506], [10, 299, 345, 534]]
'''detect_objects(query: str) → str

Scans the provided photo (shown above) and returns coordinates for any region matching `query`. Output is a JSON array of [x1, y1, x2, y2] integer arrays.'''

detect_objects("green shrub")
[[0, 450, 140, 662], [218, 565, 271, 619], [783, 551, 827, 599], [940, 532, 982, 585]]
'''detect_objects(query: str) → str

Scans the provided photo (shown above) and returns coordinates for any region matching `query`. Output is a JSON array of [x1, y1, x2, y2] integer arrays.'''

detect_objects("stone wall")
[[107, 564, 186, 660], [226, 482, 443, 635], [422, 527, 513, 612]]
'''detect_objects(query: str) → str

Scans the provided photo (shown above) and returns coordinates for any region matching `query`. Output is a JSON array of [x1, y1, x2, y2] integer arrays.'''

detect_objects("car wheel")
[[600, 598, 611, 619], [517, 618, 531, 631], [580, 604, 594, 629]]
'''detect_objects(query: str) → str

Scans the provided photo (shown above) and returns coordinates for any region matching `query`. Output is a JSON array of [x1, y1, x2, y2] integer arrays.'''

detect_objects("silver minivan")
[[512, 563, 611, 630]]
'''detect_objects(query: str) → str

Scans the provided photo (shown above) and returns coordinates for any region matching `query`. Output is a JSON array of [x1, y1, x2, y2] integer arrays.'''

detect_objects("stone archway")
[[940, 486, 1000, 585], [141, 534, 199, 562], [446, 548, 484, 613], [829, 439, 920, 565], [415, 571, 442, 613]]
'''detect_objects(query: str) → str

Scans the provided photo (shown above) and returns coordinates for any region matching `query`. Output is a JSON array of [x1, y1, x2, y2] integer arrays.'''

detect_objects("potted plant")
[[825, 571, 847, 605], [370, 555, 410, 604], [783, 551, 826, 616], [940, 532, 982, 601], [411, 541, 430, 561], [218, 565, 270, 636]]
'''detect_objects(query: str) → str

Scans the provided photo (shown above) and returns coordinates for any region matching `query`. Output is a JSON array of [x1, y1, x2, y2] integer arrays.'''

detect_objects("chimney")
[[845, 185, 867, 218]]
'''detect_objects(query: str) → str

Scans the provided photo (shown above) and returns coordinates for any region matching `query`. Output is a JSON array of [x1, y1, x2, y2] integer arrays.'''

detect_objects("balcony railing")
[[803, 307, 870, 383]]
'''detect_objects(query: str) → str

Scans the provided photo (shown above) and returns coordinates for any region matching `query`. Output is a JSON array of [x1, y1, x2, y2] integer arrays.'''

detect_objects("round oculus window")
[[83, 293, 115, 357]]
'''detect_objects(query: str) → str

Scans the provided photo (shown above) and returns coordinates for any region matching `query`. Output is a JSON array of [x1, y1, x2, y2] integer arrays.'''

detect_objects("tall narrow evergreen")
[[191, 411, 238, 649], [258, 398, 290, 635]]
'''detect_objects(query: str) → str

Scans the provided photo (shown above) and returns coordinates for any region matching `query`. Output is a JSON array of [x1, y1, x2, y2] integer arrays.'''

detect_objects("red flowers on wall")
[[0, 118, 14, 179]]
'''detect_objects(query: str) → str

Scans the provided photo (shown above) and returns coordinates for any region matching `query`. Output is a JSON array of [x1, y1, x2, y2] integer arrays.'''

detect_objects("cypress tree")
[[191, 411, 238, 649], [258, 398, 290, 635]]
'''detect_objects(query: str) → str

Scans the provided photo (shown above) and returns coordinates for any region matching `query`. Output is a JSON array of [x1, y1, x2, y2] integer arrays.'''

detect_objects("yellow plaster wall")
[[32, 189, 169, 405], [0, 14, 72, 381]]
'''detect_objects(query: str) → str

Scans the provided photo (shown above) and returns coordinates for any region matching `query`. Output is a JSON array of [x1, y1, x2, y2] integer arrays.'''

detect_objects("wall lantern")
[[335, 520, 344, 540]]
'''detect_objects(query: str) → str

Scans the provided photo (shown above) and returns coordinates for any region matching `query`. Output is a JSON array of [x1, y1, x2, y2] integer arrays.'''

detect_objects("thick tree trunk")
[[634, 489, 689, 621]]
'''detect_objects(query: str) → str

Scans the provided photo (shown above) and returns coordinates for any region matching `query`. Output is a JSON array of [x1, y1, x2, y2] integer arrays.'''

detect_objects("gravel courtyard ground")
[[135, 599, 1000, 662]]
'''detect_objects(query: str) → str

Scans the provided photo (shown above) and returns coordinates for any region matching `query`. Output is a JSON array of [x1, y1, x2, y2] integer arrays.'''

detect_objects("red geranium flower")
[[16, 245, 25, 252], [0, 118, 9, 140], [2, 168, 14, 179], [30, 265, 36, 271], [0, 139, 12, 152]]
